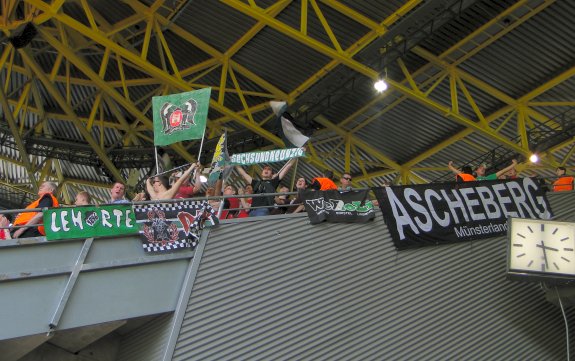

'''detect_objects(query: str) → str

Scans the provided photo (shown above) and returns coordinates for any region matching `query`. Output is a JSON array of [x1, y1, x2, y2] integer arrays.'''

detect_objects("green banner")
[[230, 147, 305, 165], [152, 88, 211, 146], [43, 205, 138, 241]]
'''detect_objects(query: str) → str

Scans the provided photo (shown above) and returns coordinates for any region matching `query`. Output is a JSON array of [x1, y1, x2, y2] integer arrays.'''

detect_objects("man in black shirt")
[[235, 159, 295, 217]]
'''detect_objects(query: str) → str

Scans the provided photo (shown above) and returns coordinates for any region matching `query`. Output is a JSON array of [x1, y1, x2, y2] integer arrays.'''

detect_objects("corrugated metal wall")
[[116, 313, 174, 361], [171, 192, 575, 360]]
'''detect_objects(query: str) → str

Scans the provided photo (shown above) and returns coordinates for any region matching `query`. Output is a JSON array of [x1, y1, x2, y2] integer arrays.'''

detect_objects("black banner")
[[134, 200, 218, 253], [302, 190, 375, 224], [373, 178, 552, 250]]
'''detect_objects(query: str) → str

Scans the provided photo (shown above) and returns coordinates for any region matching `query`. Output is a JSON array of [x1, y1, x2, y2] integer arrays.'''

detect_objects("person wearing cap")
[[235, 159, 296, 217], [475, 159, 517, 181]]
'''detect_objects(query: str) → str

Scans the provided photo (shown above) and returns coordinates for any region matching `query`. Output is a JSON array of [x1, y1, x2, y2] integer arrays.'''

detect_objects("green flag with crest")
[[152, 88, 211, 146]]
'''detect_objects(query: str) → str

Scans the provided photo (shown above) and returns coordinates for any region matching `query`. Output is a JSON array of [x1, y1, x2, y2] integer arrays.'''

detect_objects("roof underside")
[[0, 0, 574, 207]]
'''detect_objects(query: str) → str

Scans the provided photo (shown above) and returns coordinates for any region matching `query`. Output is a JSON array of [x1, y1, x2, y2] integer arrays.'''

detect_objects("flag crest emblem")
[[160, 99, 197, 134]]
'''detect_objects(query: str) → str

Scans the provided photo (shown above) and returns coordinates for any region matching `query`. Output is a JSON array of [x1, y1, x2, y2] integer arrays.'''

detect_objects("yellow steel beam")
[[397, 58, 420, 94], [388, 78, 528, 155], [449, 70, 458, 114], [226, 0, 291, 58], [301, 0, 308, 35], [218, 57, 229, 105], [310, 0, 342, 53], [449, 0, 554, 67], [141, 14, 154, 60], [344, 133, 351, 172], [37, 26, 195, 160], [529, 101, 575, 107], [106, 13, 147, 37], [0, 78, 38, 189], [337, 2, 557, 179], [28, 2, 288, 149], [18, 48, 125, 182], [354, 168, 398, 182], [228, 66, 255, 123], [350, 143, 369, 181], [287, 0, 421, 103], [79, 0, 98, 30], [517, 106, 529, 151], [314, 115, 401, 170], [153, 17, 181, 80], [319, 0, 383, 32], [220, 0, 377, 79], [455, 75, 487, 127]]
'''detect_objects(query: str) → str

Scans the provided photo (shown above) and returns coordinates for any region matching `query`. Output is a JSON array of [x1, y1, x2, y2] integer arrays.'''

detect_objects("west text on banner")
[[43, 205, 138, 241], [373, 178, 552, 250], [133, 200, 219, 253], [152, 88, 211, 146], [208, 132, 230, 185], [302, 190, 375, 224], [230, 148, 305, 166]]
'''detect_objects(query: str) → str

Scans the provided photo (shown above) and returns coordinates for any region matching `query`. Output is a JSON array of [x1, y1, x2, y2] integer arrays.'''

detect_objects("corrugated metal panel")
[[116, 313, 174, 361], [171, 191, 575, 360], [459, 1, 575, 98]]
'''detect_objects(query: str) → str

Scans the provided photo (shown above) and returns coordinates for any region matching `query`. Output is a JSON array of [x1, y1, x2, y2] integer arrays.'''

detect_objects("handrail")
[[1, 176, 570, 234]]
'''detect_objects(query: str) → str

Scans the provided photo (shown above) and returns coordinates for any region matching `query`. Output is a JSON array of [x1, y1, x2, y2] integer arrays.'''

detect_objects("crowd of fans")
[[0, 159, 573, 241]]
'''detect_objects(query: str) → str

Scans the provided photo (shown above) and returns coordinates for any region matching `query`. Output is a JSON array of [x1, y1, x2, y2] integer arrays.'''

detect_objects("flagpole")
[[154, 163, 194, 177], [290, 159, 299, 190], [196, 125, 208, 166], [154, 147, 160, 175], [216, 177, 225, 219]]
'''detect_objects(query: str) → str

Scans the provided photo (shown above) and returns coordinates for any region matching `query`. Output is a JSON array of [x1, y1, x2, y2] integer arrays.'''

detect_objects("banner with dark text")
[[134, 200, 218, 253], [302, 190, 375, 224], [373, 178, 552, 250]]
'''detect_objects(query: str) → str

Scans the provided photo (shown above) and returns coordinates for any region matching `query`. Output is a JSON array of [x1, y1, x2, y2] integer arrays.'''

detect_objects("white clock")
[[508, 218, 575, 280]]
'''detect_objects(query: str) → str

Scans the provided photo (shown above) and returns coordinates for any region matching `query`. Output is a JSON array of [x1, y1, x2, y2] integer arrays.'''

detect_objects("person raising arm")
[[147, 163, 199, 200]]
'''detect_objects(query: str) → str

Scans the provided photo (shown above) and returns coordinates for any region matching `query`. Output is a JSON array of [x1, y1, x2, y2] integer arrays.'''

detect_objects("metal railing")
[[432, 107, 575, 183]]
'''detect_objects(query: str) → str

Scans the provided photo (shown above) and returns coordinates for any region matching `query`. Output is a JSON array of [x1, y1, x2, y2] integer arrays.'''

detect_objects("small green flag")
[[152, 88, 211, 146], [208, 132, 230, 185]]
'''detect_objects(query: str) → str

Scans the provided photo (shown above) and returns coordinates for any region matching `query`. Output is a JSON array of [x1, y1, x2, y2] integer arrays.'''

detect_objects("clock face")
[[509, 218, 575, 277]]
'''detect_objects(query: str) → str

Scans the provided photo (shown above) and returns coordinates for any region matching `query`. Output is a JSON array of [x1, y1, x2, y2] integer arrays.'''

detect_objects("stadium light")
[[374, 79, 388, 92]]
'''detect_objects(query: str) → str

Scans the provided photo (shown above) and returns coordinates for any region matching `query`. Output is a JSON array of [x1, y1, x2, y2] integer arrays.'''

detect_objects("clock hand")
[[540, 241, 549, 270], [536, 244, 559, 252]]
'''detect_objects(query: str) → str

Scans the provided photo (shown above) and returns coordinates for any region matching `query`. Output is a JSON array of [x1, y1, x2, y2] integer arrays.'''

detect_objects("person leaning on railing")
[[236, 185, 252, 218], [553, 166, 574, 192], [0, 213, 12, 240], [12, 181, 59, 239]]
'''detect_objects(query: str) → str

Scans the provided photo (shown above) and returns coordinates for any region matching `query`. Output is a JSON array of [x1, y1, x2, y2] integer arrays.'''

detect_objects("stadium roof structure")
[[1, 0, 574, 208]]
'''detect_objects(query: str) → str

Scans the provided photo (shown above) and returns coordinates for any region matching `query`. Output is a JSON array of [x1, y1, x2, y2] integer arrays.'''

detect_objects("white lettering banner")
[[373, 178, 552, 249], [230, 148, 305, 165]]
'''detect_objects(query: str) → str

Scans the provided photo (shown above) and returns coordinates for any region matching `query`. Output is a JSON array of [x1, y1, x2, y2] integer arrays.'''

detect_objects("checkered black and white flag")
[[133, 200, 218, 253]]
